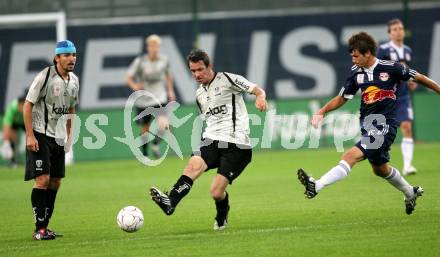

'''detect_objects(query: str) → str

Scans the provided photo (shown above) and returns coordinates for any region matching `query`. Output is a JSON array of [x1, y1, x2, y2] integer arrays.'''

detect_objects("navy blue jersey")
[[338, 59, 416, 127], [377, 41, 414, 99]]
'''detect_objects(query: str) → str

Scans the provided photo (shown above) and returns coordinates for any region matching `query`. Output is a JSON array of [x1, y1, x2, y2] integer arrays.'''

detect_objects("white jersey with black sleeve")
[[195, 72, 256, 147], [26, 66, 80, 139]]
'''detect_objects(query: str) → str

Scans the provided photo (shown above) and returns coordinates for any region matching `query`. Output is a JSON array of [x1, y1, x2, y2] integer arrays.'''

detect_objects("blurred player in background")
[[149, 49, 267, 230], [377, 18, 417, 175], [1, 92, 26, 167], [298, 32, 440, 215], [126, 34, 176, 158], [24, 40, 79, 240]]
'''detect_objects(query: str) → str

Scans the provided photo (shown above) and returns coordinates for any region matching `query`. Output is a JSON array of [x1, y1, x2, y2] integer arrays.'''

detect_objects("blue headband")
[[55, 40, 76, 55]]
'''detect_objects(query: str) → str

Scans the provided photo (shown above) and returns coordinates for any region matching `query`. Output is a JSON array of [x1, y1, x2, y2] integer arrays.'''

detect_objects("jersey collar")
[[363, 58, 379, 74], [54, 65, 70, 81], [389, 41, 405, 59], [202, 72, 217, 90]]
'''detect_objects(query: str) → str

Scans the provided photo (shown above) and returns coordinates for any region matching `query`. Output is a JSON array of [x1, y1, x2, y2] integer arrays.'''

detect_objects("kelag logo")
[[52, 104, 69, 115], [206, 104, 228, 117]]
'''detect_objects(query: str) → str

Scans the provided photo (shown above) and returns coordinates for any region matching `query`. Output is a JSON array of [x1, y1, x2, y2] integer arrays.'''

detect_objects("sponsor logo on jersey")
[[205, 104, 228, 117], [52, 104, 69, 115], [234, 78, 250, 91], [53, 85, 61, 96], [214, 86, 221, 96], [357, 74, 365, 84], [361, 86, 396, 104], [379, 72, 389, 81]]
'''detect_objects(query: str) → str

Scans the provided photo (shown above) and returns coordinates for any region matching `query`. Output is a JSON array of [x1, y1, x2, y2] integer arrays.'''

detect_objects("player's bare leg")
[[140, 123, 150, 156], [400, 121, 416, 175], [211, 175, 229, 230], [151, 115, 169, 158]]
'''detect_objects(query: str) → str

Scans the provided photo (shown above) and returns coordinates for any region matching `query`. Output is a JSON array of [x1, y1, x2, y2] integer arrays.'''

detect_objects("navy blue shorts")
[[355, 125, 397, 165], [395, 97, 413, 123]]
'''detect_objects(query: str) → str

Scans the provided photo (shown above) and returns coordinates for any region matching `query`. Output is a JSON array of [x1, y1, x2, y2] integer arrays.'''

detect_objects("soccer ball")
[[116, 206, 144, 232]]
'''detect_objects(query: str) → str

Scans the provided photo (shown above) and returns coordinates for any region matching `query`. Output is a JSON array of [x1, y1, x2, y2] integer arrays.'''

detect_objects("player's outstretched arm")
[[251, 86, 267, 112], [414, 73, 440, 95], [311, 96, 348, 128]]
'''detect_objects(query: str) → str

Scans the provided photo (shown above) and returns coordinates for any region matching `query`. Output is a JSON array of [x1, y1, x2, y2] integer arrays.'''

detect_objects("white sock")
[[315, 160, 351, 192], [401, 138, 414, 170], [385, 167, 414, 198]]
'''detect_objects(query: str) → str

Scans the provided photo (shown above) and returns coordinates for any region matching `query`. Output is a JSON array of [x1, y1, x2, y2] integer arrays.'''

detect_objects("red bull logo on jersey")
[[361, 86, 396, 104]]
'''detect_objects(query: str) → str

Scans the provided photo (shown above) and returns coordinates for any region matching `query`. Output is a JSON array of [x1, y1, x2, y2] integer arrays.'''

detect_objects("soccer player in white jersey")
[[24, 40, 79, 240], [126, 34, 176, 158], [377, 18, 417, 175], [149, 49, 267, 230]]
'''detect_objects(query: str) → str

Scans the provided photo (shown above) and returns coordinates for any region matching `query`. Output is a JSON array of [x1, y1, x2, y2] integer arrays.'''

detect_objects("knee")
[[34, 175, 50, 189], [341, 152, 359, 168], [184, 157, 205, 179], [372, 166, 389, 178], [49, 178, 62, 190], [401, 122, 412, 137], [210, 188, 225, 201]]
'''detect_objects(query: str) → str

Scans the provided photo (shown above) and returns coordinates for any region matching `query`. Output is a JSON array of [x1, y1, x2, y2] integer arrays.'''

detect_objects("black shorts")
[[193, 139, 252, 184], [136, 104, 165, 125], [355, 125, 397, 166], [25, 131, 65, 181]]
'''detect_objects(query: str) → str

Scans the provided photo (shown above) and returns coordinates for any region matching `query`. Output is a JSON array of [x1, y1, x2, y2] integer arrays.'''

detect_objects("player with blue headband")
[[55, 40, 76, 55], [53, 40, 77, 72], [23, 39, 80, 240]]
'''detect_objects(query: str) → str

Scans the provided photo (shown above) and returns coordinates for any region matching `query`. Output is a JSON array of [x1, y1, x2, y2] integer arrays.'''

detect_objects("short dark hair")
[[186, 49, 210, 67], [387, 18, 403, 33], [348, 32, 377, 56]]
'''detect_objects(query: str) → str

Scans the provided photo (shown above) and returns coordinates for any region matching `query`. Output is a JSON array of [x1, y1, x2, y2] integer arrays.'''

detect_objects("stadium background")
[[1, 2, 440, 257], [0, 0, 439, 162]]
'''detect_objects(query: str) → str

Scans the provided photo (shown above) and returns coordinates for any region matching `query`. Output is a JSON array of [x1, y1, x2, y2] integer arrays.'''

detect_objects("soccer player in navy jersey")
[[297, 32, 440, 215], [377, 18, 417, 175]]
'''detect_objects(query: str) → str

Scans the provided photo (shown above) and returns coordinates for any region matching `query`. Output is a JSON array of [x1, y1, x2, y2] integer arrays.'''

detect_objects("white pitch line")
[[2, 219, 410, 252]]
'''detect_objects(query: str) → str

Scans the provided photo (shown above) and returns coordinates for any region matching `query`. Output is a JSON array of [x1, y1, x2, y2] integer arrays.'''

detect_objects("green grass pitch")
[[1, 143, 439, 257]]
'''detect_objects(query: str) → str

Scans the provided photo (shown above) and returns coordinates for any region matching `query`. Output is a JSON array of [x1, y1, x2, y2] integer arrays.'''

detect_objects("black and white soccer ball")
[[116, 206, 144, 232]]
